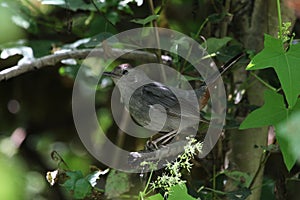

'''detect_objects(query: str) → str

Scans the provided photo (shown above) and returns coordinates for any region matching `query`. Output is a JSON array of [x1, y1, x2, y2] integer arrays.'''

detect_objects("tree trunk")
[[225, 1, 295, 200]]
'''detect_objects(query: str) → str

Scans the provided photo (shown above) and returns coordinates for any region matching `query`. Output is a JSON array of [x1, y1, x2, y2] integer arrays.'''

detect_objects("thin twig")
[[147, 0, 166, 82], [148, 0, 161, 55], [90, 0, 116, 29]]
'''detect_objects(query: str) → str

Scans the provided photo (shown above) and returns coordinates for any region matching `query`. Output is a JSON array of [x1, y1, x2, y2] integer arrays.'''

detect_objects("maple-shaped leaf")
[[240, 89, 291, 129], [246, 34, 300, 108], [240, 89, 300, 170]]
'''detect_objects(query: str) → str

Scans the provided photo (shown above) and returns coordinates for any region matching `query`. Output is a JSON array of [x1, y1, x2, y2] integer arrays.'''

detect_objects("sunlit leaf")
[[40, 0, 105, 11], [0, 155, 25, 200], [168, 184, 196, 200], [247, 34, 300, 108], [240, 89, 300, 170], [0, 46, 35, 65], [86, 168, 109, 187], [146, 193, 164, 200], [40, 0, 65, 5], [120, 0, 144, 7], [0, 1, 38, 34], [11, 15, 30, 29], [62, 38, 91, 49]]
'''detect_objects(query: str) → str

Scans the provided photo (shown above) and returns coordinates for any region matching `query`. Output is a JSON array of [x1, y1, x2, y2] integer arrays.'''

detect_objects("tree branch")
[[0, 48, 158, 82]]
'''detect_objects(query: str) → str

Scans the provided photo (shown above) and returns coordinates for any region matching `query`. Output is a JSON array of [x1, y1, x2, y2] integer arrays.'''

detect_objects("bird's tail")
[[207, 52, 245, 87]]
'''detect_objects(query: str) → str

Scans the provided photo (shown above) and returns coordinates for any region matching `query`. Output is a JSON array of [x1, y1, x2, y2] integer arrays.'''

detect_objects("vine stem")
[[139, 170, 154, 200], [276, 0, 283, 40], [196, 18, 208, 38], [250, 72, 278, 92]]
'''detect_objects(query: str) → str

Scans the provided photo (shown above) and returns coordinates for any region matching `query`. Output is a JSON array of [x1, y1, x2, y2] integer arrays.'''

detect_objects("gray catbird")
[[104, 53, 244, 134]]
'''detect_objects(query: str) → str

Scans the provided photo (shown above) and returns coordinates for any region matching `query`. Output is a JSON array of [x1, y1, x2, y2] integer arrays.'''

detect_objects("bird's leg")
[[146, 130, 178, 150], [158, 130, 178, 146]]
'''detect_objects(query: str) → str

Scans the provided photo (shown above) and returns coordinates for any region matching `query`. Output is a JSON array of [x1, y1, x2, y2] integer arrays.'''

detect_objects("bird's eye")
[[122, 70, 129, 75]]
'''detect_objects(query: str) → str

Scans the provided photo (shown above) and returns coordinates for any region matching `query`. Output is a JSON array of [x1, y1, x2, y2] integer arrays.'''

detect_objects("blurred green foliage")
[[0, 154, 26, 200]]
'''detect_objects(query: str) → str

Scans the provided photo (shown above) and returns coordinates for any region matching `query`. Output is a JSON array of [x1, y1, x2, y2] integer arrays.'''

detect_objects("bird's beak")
[[103, 71, 120, 78], [103, 71, 112, 76]]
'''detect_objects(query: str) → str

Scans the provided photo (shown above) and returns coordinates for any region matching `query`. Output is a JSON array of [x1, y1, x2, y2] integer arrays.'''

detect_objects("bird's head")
[[103, 63, 132, 79], [104, 63, 148, 84]]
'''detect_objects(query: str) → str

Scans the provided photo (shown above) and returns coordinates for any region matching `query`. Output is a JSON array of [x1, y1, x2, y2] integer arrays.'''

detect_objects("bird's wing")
[[138, 82, 200, 120]]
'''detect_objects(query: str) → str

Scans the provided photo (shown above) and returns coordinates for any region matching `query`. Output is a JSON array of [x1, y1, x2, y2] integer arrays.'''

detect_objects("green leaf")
[[131, 15, 159, 25], [73, 178, 92, 199], [61, 170, 97, 199], [205, 37, 232, 54], [146, 193, 164, 200], [246, 34, 300, 107], [168, 184, 196, 200], [277, 111, 300, 170], [29, 40, 57, 58], [104, 170, 130, 199], [239, 89, 289, 129], [260, 178, 276, 200], [183, 75, 204, 82], [240, 89, 300, 170], [62, 171, 84, 191], [106, 11, 119, 25], [275, 123, 297, 171]]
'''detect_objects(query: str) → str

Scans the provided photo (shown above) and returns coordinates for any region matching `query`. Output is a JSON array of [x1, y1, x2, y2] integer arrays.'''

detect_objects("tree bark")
[[225, 1, 295, 200]]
